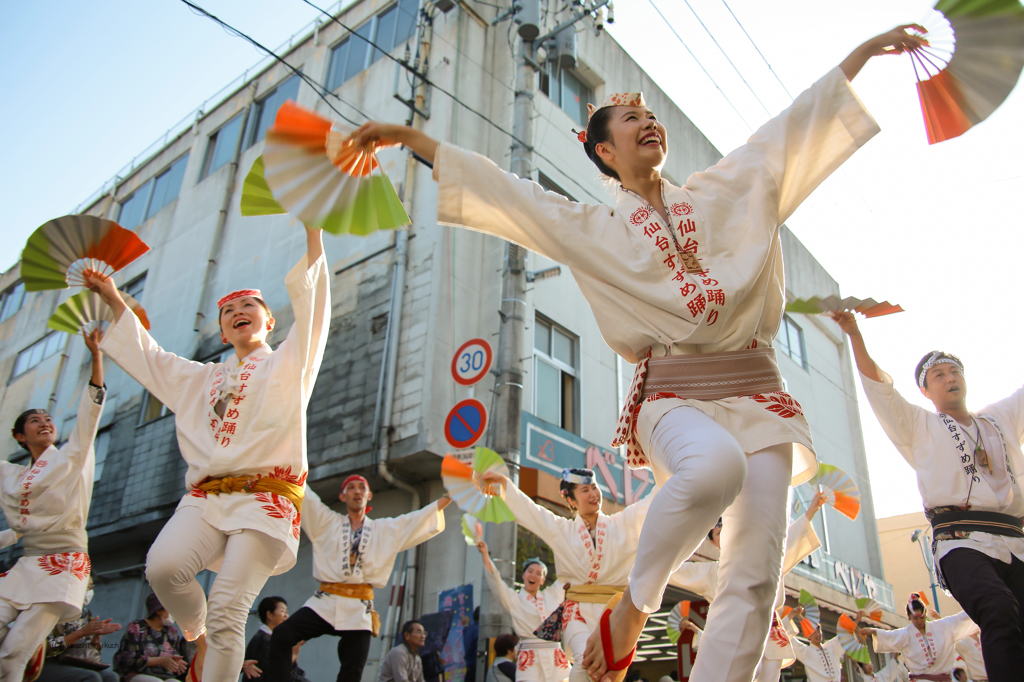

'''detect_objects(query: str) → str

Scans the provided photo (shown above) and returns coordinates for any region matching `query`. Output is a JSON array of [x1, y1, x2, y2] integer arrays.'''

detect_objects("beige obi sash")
[[565, 584, 626, 604], [23, 529, 88, 556], [639, 347, 783, 401]]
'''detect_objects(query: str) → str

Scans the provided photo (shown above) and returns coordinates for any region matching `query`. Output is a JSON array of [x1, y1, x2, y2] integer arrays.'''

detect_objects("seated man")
[[242, 596, 308, 681], [39, 577, 122, 682], [267, 476, 449, 682], [112, 593, 189, 682], [379, 620, 426, 682]]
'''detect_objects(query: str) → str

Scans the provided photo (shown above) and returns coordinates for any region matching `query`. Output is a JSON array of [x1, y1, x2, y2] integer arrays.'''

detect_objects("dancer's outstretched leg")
[[583, 407, 747, 682], [691, 444, 791, 682]]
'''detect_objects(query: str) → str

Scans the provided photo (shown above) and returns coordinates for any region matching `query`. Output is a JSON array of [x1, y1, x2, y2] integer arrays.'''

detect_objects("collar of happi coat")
[[230, 342, 272, 367], [341, 514, 373, 579]]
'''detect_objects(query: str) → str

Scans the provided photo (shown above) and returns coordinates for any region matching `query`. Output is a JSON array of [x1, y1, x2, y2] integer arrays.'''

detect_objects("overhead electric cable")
[[720, 0, 794, 100], [646, 0, 753, 131], [678, 0, 772, 116], [179, 0, 368, 125]]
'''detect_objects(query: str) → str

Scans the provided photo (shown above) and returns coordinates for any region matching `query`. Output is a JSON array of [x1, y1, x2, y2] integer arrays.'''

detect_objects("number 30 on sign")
[[451, 338, 493, 386]]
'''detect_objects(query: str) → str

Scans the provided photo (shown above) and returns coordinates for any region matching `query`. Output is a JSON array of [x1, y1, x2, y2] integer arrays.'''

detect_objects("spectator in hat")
[[113, 593, 189, 681]]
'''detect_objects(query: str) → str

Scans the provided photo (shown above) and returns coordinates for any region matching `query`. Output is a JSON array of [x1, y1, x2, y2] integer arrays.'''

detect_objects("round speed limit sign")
[[451, 338, 493, 386]]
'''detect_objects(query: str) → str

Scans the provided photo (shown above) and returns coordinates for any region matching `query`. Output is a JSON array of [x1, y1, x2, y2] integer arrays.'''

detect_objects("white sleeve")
[[872, 627, 911, 654], [482, 561, 520, 617], [860, 369, 930, 467], [502, 481, 574, 540], [300, 486, 333, 543], [782, 513, 821, 576], [99, 309, 212, 415], [0, 529, 20, 550], [273, 254, 331, 406], [944, 611, 980, 641], [982, 385, 1024, 444], [370, 502, 446, 554], [616, 487, 658, 541], [667, 562, 719, 601], [62, 383, 105, 470], [434, 143, 608, 265]]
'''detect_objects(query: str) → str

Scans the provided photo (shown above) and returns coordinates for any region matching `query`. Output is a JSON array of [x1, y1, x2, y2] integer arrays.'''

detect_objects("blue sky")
[[3, 0, 1023, 519]]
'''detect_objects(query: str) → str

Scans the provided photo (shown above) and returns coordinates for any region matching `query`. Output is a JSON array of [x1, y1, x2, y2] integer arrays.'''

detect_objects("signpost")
[[444, 398, 488, 449]]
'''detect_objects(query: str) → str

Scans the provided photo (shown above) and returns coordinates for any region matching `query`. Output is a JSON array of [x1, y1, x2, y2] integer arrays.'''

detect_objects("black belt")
[[929, 509, 1024, 538]]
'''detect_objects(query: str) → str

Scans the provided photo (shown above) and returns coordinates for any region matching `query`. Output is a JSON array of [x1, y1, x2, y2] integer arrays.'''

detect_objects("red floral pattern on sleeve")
[[554, 648, 570, 669], [38, 552, 91, 579]]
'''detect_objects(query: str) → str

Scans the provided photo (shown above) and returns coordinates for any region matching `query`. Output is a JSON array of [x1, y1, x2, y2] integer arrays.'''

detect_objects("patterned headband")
[[521, 557, 547, 572], [907, 592, 928, 611], [218, 289, 264, 311], [917, 352, 964, 388], [561, 468, 595, 485], [573, 92, 647, 143]]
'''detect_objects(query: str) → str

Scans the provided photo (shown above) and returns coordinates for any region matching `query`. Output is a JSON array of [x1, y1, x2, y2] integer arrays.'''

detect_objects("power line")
[[646, 0, 753, 131], [720, 0, 794, 100], [178, 0, 368, 126], [679, 0, 771, 117]]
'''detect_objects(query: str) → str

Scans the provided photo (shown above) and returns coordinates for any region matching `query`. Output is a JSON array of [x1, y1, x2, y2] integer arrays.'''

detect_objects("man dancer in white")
[[89, 225, 329, 680], [266, 475, 449, 682], [477, 541, 570, 682], [788, 609, 846, 682], [860, 595, 978, 681], [834, 310, 1024, 681], [352, 23, 928, 682], [0, 330, 105, 679], [479, 468, 653, 682]]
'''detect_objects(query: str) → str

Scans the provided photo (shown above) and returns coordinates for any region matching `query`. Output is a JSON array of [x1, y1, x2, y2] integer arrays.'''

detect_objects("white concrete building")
[[0, 1, 894, 678]]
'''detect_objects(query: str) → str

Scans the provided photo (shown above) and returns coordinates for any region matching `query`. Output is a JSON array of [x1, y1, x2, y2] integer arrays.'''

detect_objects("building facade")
[[878, 512, 961, 620], [0, 0, 895, 678]]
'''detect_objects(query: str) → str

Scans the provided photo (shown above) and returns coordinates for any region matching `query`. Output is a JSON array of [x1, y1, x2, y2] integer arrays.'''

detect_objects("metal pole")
[[479, 33, 534, 658]]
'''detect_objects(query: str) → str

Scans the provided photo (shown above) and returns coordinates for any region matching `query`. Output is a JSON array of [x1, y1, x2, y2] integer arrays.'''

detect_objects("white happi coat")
[[954, 636, 987, 680], [791, 637, 844, 682], [872, 612, 978, 675], [868, 658, 912, 682], [861, 371, 1024, 569], [300, 488, 444, 631], [500, 483, 653, 630], [483, 565, 569, 682], [0, 385, 104, 620], [435, 67, 879, 484], [0, 529, 19, 551], [100, 255, 329, 574]]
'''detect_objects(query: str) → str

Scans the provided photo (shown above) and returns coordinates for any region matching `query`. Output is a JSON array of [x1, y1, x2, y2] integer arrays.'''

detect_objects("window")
[[533, 317, 578, 434], [201, 114, 244, 180], [117, 154, 189, 230], [776, 315, 806, 368], [326, 0, 419, 91], [94, 428, 111, 481], [123, 273, 146, 304], [538, 173, 575, 202], [139, 392, 170, 424], [0, 282, 26, 323], [12, 331, 64, 379], [540, 64, 592, 127], [245, 75, 302, 149]]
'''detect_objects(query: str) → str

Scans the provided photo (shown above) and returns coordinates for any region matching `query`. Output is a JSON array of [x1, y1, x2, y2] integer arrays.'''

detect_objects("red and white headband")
[[217, 289, 264, 311], [574, 92, 647, 143]]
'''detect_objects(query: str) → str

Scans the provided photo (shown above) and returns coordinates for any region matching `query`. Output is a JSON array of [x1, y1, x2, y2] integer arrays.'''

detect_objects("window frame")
[[532, 316, 580, 434], [540, 62, 594, 128], [200, 113, 245, 181], [138, 391, 171, 426], [0, 281, 26, 323], [12, 331, 65, 380], [244, 74, 302, 150], [117, 153, 189, 230], [93, 427, 112, 481], [776, 314, 808, 369], [326, 0, 419, 91]]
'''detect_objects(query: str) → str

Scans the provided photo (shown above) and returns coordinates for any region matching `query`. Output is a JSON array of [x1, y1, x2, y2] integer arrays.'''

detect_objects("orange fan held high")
[[259, 101, 411, 236], [911, 0, 1024, 144], [20, 215, 150, 291]]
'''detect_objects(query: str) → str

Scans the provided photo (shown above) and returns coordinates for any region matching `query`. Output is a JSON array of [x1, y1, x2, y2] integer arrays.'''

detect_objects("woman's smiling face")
[[596, 106, 668, 176], [219, 296, 273, 348]]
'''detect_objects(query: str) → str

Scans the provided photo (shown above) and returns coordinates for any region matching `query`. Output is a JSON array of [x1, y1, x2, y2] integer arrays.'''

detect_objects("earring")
[[266, 323, 272, 331], [221, 335, 227, 345]]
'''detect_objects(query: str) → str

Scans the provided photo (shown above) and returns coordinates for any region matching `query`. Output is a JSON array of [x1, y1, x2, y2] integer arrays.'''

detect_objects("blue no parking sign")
[[444, 398, 488, 448]]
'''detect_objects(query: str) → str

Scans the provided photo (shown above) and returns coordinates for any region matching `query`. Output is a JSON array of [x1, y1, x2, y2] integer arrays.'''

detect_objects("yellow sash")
[[196, 475, 304, 512]]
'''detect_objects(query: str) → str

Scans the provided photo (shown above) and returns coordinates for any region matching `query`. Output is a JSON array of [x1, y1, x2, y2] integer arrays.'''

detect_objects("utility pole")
[[478, 1, 612, 673]]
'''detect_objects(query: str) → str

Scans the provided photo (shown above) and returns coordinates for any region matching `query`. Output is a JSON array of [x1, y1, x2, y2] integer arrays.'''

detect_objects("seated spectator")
[[486, 634, 518, 682], [38, 578, 122, 682], [241, 597, 309, 681], [112, 593, 189, 681], [380, 621, 426, 682]]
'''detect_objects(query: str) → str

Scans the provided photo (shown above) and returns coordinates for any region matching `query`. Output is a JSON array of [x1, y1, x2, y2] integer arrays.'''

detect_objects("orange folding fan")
[[666, 600, 691, 644], [911, 0, 1024, 144], [810, 463, 861, 521], [261, 101, 411, 235], [21, 215, 150, 291]]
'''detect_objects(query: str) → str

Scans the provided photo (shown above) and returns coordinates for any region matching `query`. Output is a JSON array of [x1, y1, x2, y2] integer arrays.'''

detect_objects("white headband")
[[917, 352, 964, 388]]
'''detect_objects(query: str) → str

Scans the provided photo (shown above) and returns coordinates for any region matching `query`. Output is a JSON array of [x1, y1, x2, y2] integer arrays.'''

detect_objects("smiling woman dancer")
[[0, 331, 105, 680], [350, 24, 924, 682], [477, 468, 653, 682], [87, 225, 329, 681], [477, 540, 570, 682]]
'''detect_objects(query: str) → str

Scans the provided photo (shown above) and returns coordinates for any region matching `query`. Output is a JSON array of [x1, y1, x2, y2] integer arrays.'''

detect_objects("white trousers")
[[634, 406, 792, 682], [146, 505, 280, 682], [752, 658, 782, 682], [0, 599, 64, 680]]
